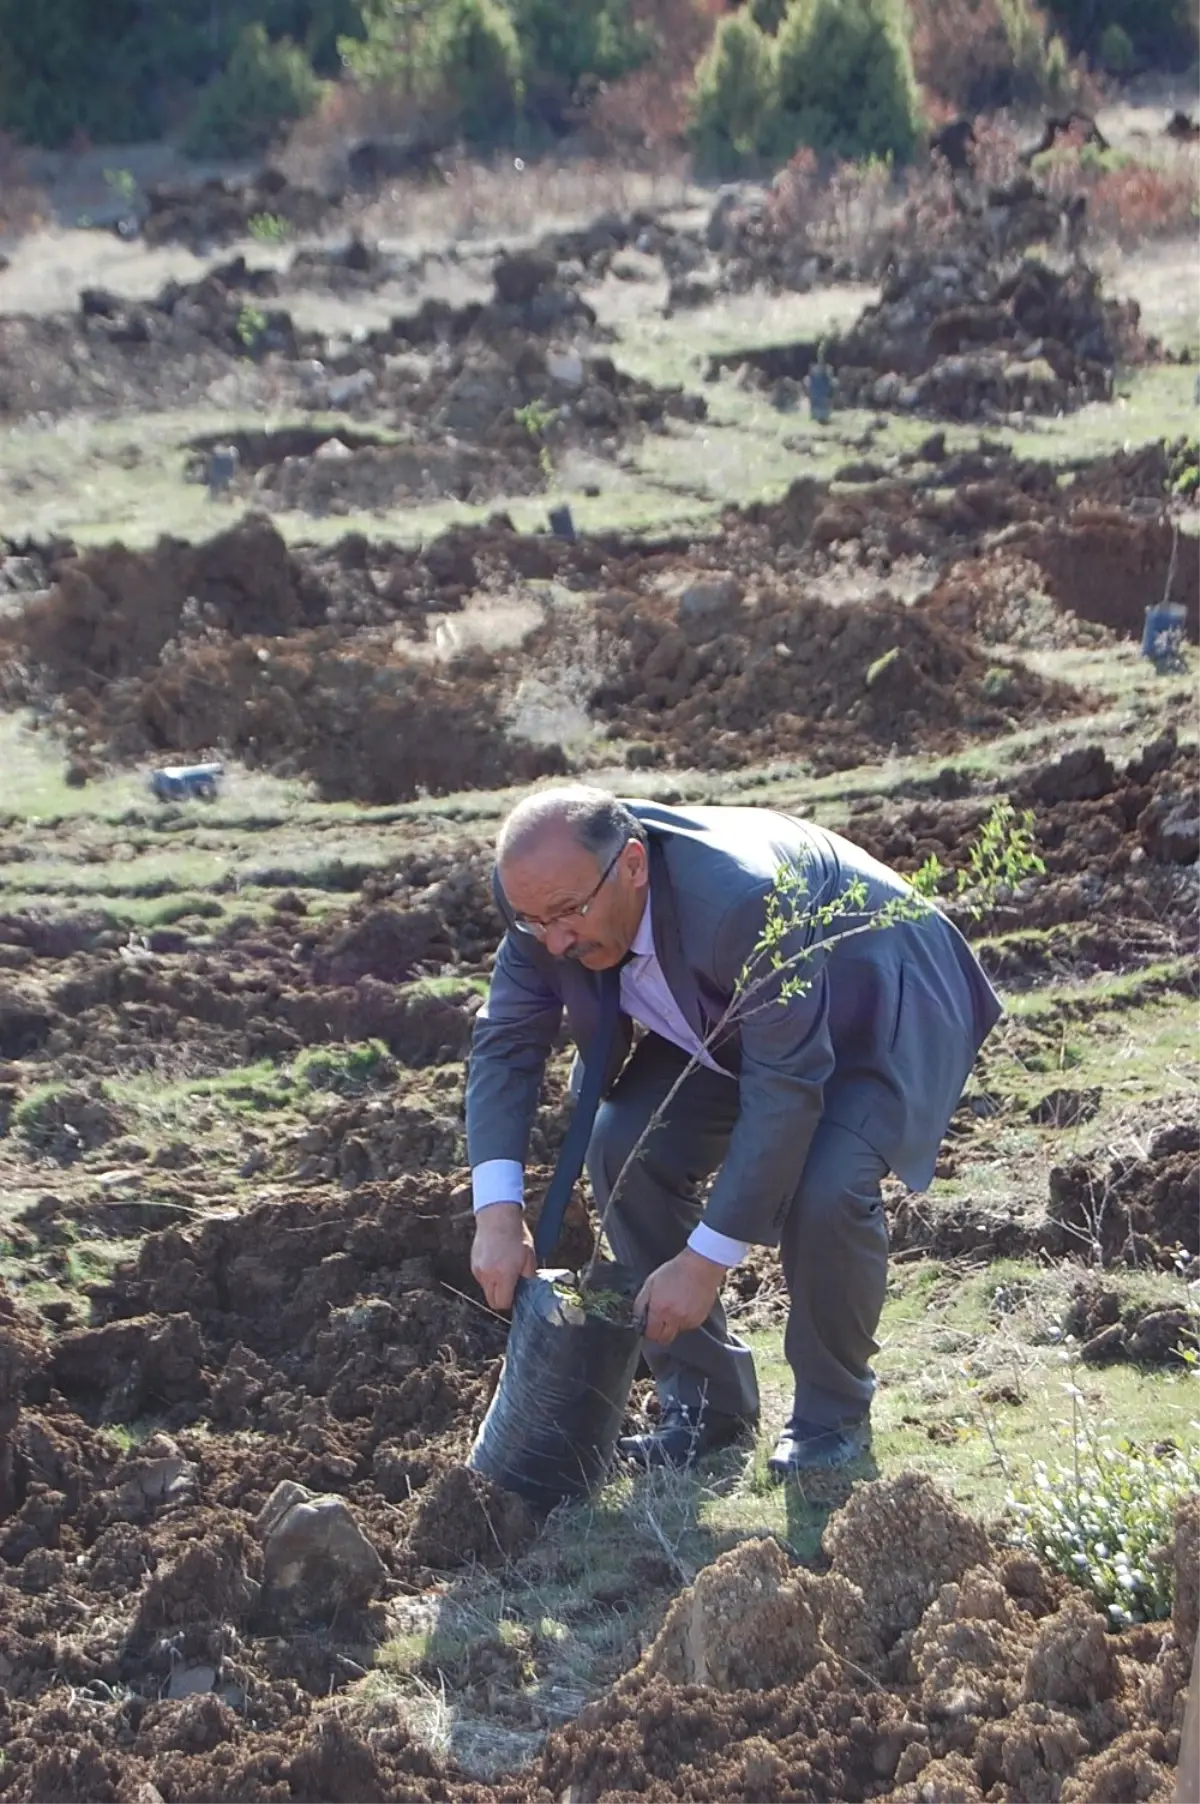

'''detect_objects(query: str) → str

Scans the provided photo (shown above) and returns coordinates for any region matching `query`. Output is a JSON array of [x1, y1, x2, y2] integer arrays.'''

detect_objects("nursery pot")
[[1140, 600, 1186, 667], [468, 1261, 643, 1509]]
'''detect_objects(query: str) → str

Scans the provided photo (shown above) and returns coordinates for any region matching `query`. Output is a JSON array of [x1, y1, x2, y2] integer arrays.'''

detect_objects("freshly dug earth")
[[0, 250, 699, 461], [1, 1288, 1194, 1804], [0, 504, 1088, 799], [718, 248, 1144, 421], [0, 716, 1193, 1797]]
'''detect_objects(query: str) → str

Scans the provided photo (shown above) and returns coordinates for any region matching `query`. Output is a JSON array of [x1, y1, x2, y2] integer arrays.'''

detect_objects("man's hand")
[[471, 1203, 536, 1313], [635, 1248, 726, 1345]]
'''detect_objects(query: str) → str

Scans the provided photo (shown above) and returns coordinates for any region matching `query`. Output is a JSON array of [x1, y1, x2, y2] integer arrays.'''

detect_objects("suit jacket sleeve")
[[701, 882, 839, 1246], [465, 930, 564, 1167]]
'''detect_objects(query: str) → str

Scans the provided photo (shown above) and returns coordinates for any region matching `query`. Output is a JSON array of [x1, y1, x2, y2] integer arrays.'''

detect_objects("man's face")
[[499, 827, 648, 969]]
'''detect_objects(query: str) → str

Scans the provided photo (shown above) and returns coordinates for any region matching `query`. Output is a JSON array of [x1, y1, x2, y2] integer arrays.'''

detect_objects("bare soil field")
[[0, 126, 1196, 1803]]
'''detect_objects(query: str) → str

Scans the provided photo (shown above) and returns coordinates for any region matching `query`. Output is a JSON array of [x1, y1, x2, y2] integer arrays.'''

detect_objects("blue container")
[[1140, 602, 1187, 669], [809, 365, 833, 424], [149, 762, 223, 802]]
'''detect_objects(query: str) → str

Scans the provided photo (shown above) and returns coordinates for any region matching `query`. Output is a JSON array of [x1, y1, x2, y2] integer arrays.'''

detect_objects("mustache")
[[564, 943, 599, 962]]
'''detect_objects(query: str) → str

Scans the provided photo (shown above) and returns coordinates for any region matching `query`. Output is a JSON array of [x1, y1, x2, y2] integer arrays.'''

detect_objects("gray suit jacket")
[[465, 802, 1001, 1247]]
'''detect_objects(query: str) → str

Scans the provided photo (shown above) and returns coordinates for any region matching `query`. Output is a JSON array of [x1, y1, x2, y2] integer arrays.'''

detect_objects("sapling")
[[581, 800, 1044, 1294]]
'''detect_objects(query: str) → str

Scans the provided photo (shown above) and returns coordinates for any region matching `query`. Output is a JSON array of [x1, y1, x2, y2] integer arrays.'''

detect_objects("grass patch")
[[293, 1040, 393, 1096]]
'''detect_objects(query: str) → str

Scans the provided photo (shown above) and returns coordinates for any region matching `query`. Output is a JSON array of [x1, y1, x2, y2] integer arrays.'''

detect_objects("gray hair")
[[497, 785, 646, 868]]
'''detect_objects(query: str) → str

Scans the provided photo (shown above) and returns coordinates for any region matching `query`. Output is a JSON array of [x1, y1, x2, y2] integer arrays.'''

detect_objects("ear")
[[626, 839, 650, 889]]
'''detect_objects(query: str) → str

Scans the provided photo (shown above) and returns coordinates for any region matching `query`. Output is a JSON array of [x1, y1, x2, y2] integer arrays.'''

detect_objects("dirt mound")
[[541, 1474, 1185, 1803], [1063, 440, 1182, 508], [828, 252, 1141, 419], [3, 513, 328, 693], [141, 169, 336, 251], [583, 579, 1084, 773], [0, 515, 567, 802], [255, 436, 542, 514], [0, 261, 319, 421], [2, 505, 1086, 797], [1066, 1280, 1198, 1367], [849, 727, 1200, 955], [1045, 1120, 1200, 1268], [0, 1074, 1193, 1803], [1013, 507, 1199, 639], [917, 552, 1110, 650]]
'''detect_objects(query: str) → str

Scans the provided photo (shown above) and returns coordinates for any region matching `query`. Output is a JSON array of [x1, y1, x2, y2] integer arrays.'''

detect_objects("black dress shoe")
[[619, 1401, 755, 1470], [767, 1415, 871, 1480]]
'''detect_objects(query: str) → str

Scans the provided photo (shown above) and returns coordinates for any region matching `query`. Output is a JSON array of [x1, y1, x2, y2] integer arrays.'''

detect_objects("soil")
[[713, 242, 1148, 421], [140, 171, 338, 251], [4, 457, 1163, 799], [3, 1255, 1195, 1804], [0, 173, 1197, 1804]]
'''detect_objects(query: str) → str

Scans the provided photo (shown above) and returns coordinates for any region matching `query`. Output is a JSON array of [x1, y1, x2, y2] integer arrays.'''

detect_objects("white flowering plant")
[[1007, 1433, 1200, 1626]]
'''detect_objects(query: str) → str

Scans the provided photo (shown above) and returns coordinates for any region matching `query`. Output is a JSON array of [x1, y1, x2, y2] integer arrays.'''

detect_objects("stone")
[[493, 251, 556, 306], [167, 1662, 217, 1699], [679, 575, 741, 629], [257, 1480, 386, 1623]]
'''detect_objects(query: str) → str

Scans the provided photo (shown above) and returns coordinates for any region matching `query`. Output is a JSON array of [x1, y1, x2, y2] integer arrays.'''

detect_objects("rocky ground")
[[0, 150, 1196, 1803]]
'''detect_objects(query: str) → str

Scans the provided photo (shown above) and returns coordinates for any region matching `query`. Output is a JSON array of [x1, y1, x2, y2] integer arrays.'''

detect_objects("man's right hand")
[[471, 1203, 536, 1313]]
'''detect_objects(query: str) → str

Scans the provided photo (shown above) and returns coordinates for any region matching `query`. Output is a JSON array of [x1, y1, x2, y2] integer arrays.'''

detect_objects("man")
[[467, 787, 1001, 1476]]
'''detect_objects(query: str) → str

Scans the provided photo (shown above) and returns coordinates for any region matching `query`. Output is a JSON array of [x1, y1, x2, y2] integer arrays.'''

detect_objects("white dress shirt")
[[472, 890, 749, 1268]]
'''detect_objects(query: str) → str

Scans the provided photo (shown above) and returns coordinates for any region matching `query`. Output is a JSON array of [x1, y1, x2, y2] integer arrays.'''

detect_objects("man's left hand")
[[635, 1248, 726, 1345]]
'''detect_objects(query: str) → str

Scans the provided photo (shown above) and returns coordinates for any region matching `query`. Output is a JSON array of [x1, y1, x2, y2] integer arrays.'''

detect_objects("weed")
[[1009, 1430, 1200, 1623], [103, 167, 137, 205], [247, 211, 292, 244], [513, 400, 558, 483], [236, 304, 268, 352], [865, 645, 901, 687]]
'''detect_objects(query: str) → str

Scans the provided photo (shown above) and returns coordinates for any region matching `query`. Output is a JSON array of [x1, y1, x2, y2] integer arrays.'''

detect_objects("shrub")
[[909, 0, 1071, 111], [590, 0, 722, 151], [184, 24, 322, 157], [1009, 1434, 1200, 1625], [343, 0, 522, 144], [0, 0, 157, 144], [509, 0, 651, 85], [1042, 0, 1198, 67], [1098, 20, 1134, 68], [421, 0, 524, 142], [774, 0, 922, 165], [690, 8, 778, 172]]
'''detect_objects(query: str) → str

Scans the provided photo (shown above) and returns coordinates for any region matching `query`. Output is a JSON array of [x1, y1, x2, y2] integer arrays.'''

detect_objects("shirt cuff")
[[472, 1159, 525, 1213], [687, 1223, 748, 1268]]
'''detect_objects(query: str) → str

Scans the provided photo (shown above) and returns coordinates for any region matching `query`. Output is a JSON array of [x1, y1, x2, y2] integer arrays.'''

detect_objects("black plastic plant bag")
[[468, 1261, 642, 1509]]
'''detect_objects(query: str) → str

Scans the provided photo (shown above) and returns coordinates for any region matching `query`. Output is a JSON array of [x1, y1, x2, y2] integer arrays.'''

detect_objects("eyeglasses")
[[510, 842, 627, 938]]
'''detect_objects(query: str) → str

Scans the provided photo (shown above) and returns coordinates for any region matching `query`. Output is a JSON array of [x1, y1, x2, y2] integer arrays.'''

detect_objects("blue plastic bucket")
[[1140, 602, 1187, 668]]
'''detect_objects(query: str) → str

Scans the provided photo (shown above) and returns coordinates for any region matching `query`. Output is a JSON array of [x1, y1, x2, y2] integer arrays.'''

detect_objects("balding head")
[[496, 786, 649, 968], [497, 786, 645, 868]]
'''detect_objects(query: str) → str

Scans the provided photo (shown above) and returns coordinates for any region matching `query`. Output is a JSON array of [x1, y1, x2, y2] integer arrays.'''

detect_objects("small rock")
[[167, 1662, 217, 1699], [679, 574, 741, 628], [493, 251, 556, 306], [257, 1480, 385, 1623], [546, 349, 584, 388]]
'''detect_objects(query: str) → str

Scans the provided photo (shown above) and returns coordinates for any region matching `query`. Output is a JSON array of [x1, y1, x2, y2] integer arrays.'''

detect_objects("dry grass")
[[280, 76, 696, 245], [353, 154, 696, 247]]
